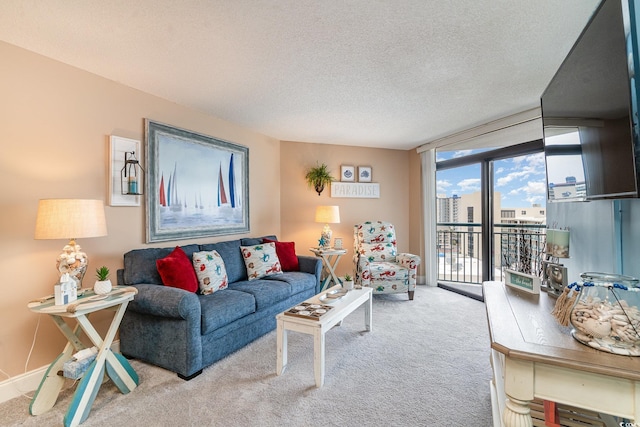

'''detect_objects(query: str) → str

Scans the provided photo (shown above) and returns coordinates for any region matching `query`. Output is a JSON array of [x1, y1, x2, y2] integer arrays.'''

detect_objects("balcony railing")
[[437, 222, 547, 285]]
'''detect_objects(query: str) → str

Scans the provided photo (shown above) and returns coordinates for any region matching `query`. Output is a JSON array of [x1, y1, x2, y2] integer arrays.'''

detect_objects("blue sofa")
[[117, 236, 322, 380]]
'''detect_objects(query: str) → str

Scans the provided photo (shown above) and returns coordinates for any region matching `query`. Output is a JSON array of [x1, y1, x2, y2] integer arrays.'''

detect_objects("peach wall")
[[0, 41, 281, 377], [0, 41, 423, 384], [279, 141, 419, 278]]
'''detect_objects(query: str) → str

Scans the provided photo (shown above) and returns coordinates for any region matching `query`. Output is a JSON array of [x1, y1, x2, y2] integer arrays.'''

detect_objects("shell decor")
[[570, 295, 640, 356]]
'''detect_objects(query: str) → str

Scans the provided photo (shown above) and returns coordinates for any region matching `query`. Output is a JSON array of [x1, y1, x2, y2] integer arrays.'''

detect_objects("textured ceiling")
[[0, 1, 601, 150]]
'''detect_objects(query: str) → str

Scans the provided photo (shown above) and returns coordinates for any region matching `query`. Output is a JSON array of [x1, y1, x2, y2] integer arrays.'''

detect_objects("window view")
[[436, 147, 547, 291]]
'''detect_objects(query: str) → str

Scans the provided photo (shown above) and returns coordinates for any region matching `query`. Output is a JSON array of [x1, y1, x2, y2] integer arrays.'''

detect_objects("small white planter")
[[94, 279, 112, 295], [342, 280, 354, 291]]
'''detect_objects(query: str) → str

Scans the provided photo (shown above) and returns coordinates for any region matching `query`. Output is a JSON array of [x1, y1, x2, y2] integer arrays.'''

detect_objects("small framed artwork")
[[334, 237, 343, 249], [341, 165, 355, 182], [358, 166, 372, 182], [109, 135, 141, 207]]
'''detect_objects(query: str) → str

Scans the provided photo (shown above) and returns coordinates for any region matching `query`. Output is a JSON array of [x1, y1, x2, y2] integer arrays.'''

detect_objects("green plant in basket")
[[343, 274, 352, 282], [96, 266, 110, 281]]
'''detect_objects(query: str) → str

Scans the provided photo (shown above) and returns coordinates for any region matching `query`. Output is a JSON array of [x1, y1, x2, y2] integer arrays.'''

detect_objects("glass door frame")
[[436, 139, 544, 282]]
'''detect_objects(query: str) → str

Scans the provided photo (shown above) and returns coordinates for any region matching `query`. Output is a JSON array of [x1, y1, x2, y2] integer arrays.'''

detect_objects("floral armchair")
[[353, 221, 421, 300]]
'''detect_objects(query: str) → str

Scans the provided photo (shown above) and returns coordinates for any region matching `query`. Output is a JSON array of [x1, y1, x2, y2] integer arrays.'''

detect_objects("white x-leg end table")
[[27, 287, 139, 427], [309, 247, 348, 292]]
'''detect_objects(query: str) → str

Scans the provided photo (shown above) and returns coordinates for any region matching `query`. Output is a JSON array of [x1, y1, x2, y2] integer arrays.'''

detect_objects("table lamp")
[[34, 199, 108, 289], [315, 205, 340, 248]]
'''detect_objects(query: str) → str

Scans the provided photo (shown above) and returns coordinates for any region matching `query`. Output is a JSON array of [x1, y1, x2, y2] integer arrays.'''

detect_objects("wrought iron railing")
[[437, 222, 547, 285]]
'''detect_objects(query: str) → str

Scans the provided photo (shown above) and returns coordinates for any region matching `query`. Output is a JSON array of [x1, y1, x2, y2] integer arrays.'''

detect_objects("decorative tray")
[[318, 288, 348, 303], [284, 302, 333, 321]]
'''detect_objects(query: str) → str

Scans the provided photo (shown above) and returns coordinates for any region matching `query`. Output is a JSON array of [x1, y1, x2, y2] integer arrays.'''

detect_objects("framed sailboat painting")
[[145, 120, 249, 242]]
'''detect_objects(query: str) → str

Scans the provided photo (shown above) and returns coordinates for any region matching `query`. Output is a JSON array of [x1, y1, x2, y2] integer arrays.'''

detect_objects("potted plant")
[[94, 266, 112, 295], [305, 162, 335, 196], [341, 274, 354, 291]]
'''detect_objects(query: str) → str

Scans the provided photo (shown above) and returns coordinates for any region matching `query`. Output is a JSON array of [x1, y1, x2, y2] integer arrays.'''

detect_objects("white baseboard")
[[0, 340, 120, 404]]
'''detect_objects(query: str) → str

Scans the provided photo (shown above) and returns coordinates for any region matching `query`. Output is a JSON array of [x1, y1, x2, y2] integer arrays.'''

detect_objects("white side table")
[[27, 286, 139, 427], [309, 247, 347, 292]]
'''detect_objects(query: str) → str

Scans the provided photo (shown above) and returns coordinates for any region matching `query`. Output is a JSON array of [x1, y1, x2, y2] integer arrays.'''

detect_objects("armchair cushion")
[[368, 262, 409, 281], [358, 242, 397, 263]]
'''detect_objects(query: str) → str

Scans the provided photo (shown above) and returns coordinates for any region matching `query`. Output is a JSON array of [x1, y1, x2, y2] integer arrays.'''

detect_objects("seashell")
[[588, 340, 601, 349], [611, 346, 631, 355], [582, 318, 611, 338]]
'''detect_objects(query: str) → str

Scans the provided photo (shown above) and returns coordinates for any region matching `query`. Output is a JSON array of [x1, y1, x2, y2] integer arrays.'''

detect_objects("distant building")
[[436, 191, 545, 274], [548, 176, 586, 200]]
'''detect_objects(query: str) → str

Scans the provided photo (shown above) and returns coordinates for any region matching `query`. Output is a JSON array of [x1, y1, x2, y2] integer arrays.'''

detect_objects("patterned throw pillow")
[[192, 250, 228, 295], [262, 238, 299, 271], [240, 242, 282, 281]]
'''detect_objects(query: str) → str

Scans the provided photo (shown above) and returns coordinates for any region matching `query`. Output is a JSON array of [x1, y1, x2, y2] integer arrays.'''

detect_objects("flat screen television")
[[541, 0, 640, 202]]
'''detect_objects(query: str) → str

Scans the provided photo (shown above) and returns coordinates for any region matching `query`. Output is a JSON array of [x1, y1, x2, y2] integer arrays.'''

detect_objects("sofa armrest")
[[127, 283, 201, 320], [297, 255, 323, 294]]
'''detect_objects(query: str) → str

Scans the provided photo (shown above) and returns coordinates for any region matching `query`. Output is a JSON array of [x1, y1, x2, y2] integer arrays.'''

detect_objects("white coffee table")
[[276, 285, 373, 387]]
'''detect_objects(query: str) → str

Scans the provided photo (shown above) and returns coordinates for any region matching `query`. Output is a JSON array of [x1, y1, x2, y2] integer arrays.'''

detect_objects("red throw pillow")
[[156, 246, 199, 292], [263, 238, 299, 271]]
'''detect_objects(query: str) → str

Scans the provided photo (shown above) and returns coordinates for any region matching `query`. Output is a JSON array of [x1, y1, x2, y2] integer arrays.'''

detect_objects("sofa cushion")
[[240, 243, 282, 280], [264, 271, 316, 295], [156, 246, 199, 292], [199, 239, 245, 283], [192, 250, 228, 295], [263, 238, 299, 271], [199, 289, 256, 335], [228, 279, 291, 310], [123, 244, 200, 285]]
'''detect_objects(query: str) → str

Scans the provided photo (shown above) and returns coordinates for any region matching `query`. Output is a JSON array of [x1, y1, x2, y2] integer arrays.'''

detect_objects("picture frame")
[[504, 269, 541, 294], [543, 261, 568, 297], [108, 135, 141, 207], [145, 119, 249, 242], [358, 166, 372, 182], [334, 237, 343, 249], [341, 165, 355, 182]]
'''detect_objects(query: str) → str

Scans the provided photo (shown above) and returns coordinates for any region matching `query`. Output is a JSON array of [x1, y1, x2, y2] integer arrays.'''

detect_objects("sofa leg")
[[408, 291, 414, 300], [178, 369, 202, 381]]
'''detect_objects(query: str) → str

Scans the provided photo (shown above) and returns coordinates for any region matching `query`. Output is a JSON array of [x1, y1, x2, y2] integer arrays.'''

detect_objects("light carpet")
[[0, 286, 493, 427]]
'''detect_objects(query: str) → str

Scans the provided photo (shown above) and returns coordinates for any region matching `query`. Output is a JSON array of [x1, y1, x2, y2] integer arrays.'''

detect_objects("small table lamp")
[[315, 205, 340, 248], [35, 199, 108, 289]]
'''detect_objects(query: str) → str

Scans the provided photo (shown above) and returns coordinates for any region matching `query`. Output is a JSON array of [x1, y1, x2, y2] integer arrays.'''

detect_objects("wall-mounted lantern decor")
[[109, 135, 141, 207], [121, 151, 144, 196]]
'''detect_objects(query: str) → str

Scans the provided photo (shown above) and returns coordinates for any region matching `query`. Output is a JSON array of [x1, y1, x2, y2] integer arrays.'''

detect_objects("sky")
[[436, 150, 549, 209]]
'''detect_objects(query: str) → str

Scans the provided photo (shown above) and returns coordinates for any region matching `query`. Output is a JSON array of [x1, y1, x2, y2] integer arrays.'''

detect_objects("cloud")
[[452, 150, 473, 158], [437, 179, 452, 193], [458, 178, 481, 192]]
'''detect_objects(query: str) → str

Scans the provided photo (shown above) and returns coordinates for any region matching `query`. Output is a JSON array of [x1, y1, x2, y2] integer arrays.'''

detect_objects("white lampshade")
[[35, 199, 108, 239], [35, 199, 108, 289], [315, 205, 340, 224]]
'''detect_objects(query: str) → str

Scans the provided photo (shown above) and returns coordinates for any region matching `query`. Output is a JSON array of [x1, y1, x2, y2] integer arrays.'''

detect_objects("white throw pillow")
[[192, 250, 228, 295], [240, 242, 282, 281]]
